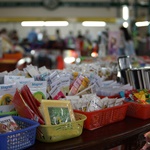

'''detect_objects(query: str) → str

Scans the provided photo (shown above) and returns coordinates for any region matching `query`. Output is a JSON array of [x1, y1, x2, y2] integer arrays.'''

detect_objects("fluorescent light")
[[135, 21, 149, 27], [123, 22, 129, 28], [21, 21, 44, 26], [82, 21, 106, 27], [44, 21, 69, 26], [122, 5, 129, 20], [21, 21, 69, 27]]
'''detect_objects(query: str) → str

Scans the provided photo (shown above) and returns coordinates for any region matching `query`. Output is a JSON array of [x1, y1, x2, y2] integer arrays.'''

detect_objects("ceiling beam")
[[0, 1, 148, 8]]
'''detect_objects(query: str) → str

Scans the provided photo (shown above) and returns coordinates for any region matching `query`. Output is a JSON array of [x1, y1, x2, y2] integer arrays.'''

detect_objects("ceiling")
[[0, 0, 148, 23]]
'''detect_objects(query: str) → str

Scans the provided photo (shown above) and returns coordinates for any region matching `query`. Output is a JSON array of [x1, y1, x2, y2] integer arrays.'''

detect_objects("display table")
[[27, 116, 150, 150]]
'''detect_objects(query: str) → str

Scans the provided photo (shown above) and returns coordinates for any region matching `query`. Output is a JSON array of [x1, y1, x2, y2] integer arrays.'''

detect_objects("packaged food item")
[[0, 83, 17, 105], [4, 75, 25, 84], [40, 100, 75, 125], [77, 77, 90, 93], [69, 75, 85, 96], [0, 116, 20, 134], [49, 85, 65, 100], [27, 81, 47, 100], [60, 75, 70, 96]]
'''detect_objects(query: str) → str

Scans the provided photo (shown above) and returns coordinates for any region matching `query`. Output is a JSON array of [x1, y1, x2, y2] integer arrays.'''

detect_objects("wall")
[[0, 22, 120, 41], [0, 0, 148, 40]]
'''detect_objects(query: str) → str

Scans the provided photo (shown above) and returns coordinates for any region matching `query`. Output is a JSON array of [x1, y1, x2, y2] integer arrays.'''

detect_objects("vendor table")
[[27, 116, 150, 150]]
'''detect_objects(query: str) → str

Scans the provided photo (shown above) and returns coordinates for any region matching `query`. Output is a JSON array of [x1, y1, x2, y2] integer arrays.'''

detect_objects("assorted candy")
[[120, 89, 150, 104]]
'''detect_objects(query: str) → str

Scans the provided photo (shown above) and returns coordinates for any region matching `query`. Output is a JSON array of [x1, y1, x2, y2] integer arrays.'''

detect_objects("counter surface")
[[27, 116, 150, 150]]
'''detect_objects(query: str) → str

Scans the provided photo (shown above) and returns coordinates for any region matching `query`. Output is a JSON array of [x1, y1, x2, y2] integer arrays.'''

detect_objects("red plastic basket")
[[74, 102, 129, 130], [127, 102, 150, 119], [98, 94, 120, 99]]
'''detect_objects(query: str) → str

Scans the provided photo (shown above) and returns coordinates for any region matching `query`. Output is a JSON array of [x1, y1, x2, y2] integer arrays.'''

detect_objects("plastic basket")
[[74, 102, 129, 130], [36, 113, 87, 143], [98, 94, 120, 99], [0, 116, 40, 150], [126, 102, 150, 119]]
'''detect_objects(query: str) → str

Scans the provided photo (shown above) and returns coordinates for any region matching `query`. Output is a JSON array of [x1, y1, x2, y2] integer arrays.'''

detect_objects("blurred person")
[[54, 29, 65, 49], [108, 36, 118, 55], [98, 31, 108, 57], [145, 33, 150, 56], [119, 26, 136, 56], [76, 30, 84, 56], [118, 27, 126, 56], [9, 29, 19, 44], [65, 31, 76, 49], [0, 28, 24, 59], [27, 28, 38, 44], [0, 28, 11, 43], [42, 30, 49, 43], [0, 28, 12, 53], [20, 38, 31, 53], [84, 30, 92, 43]]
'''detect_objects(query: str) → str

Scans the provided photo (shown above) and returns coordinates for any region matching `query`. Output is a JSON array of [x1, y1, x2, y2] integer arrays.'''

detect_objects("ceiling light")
[[82, 21, 106, 27], [122, 5, 129, 20], [44, 21, 69, 26], [21, 21, 69, 27], [135, 21, 149, 27], [21, 21, 44, 27]]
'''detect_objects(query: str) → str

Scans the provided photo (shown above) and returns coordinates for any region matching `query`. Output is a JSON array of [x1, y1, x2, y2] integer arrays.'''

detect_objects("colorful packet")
[[86, 94, 102, 112], [76, 84, 96, 96], [27, 81, 47, 100], [4, 75, 25, 84], [60, 75, 70, 96], [16, 78, 35, 90], [25, 64, 40, 77], [115, 98, 124, 106], [77, 77, 90, 93], [68, 75, 84, 96], [107, 98, 116, 108], [69, 72, 79, 89], [49, 85, 65, 100], [0, 83, 17, 105]]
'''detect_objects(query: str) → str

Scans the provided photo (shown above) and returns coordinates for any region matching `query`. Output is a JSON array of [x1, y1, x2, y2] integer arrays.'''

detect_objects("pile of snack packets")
[[0, 63, 133, 116]]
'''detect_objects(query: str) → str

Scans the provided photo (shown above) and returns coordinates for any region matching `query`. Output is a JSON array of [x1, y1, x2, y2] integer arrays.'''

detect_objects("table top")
[[27, 116, 150, 150]]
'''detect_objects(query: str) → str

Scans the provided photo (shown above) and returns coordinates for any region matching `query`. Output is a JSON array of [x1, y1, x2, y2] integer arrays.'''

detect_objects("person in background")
[[64, 31, 76, 49], [119, 26, 136, 56], [84, 30, 92, 44], [0, 28, 13, 53], [9, 29, 19, 45], [109, 36, 118, 55], [54, 29, 65, 50], [145, 33, 150, 56], [118, 27, 126, 56], [76, 30, 84, 56], [27, 28, 38, 46], [83, 30, 93, 56]]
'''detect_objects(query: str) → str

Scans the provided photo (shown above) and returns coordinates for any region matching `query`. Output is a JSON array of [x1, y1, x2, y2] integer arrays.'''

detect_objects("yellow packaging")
[[77, 77, 90, 93]]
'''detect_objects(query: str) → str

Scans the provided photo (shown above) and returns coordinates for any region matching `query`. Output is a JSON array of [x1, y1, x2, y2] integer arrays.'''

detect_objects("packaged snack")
[[0, 116, 20, 133], [68, 75, 85, 95], [77, 77, 90, 93], [4, 75, 25, 84], [49, 85, 65, 100]]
